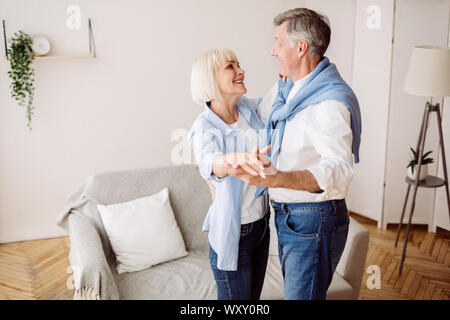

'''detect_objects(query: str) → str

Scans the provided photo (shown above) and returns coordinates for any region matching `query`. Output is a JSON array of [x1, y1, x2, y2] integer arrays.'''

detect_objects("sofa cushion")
[[117, 252, 352, 300], [325, 274, 353, 300], [117, 251, 217, 300], [260, 256, 353, 300]]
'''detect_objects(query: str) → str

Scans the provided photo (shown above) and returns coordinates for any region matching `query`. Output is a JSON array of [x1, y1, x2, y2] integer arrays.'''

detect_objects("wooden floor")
[[0, 236, 74, 300], [352, 214, 450, 300], [0, 213, 448, 300]]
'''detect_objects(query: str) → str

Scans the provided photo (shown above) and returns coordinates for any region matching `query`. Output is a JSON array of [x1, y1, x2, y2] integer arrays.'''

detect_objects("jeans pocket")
[[284, 211, 320, 237], [330, 216, 350, 267]]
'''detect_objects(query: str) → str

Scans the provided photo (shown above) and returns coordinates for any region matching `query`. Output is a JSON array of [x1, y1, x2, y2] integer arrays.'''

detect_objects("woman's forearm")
[[212, 154, 229, 178]]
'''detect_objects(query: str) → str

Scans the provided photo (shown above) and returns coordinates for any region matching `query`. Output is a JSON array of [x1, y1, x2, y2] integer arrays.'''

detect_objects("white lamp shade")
[[403, 46, 450, 97]]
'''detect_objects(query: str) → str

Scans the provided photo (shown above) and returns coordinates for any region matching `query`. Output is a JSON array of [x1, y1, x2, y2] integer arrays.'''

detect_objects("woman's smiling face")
[[215, 59, 247, 100]]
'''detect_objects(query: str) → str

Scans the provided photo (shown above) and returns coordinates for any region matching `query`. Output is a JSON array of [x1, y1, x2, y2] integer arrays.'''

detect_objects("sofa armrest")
[[335, 216, 369, 299], [67, 213, 120, 300]]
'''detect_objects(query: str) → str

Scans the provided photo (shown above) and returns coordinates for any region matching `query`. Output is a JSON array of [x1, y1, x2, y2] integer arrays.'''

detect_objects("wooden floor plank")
[[400, 270, 417, 296], [431, 238, 443, 259], [406, 273, 422, 299], [437, 240, 448, 264], [431, 287, 444, 300], [415, 278, 429, 300], [384, 260, 399, 284]]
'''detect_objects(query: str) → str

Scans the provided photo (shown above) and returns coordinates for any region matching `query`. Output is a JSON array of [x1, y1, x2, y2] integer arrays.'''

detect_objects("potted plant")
[[407, 147, 434, 181], [7, 30, 35, 131]]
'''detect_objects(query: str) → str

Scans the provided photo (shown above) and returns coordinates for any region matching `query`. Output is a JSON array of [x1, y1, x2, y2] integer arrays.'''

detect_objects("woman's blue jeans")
[[271, 199, 350, 300], [208, 214, 270, 300]]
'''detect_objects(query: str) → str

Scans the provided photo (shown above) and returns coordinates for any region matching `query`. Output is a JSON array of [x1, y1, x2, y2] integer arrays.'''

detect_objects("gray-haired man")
[[226, 8, 362, 300]]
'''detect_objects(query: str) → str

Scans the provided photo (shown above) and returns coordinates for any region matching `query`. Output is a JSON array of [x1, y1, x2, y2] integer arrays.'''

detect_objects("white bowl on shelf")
[[407, 164, 428, 181]]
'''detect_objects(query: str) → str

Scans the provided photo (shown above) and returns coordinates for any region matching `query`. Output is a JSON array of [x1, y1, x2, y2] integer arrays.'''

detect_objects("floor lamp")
[[394, 46, 450, 275]]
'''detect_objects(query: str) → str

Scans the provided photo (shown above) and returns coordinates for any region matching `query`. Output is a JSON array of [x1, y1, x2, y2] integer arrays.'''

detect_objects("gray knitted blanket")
[[56, 175, 121, 300]]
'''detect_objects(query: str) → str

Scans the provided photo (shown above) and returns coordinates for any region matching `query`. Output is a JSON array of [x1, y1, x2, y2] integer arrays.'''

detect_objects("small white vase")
[[407, 164, 428, 181]]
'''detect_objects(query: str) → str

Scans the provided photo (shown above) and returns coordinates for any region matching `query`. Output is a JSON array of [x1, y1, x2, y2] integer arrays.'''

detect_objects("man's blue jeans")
[[271, 199, 349, 300], [209, 214, 270, 300]]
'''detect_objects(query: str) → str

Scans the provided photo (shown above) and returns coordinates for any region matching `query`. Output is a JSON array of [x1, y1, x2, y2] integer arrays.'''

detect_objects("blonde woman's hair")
[[190, 48, 238, 105]]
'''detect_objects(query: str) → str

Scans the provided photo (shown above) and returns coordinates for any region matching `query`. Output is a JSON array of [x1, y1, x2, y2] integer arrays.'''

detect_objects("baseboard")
[[0, 226, 68, 244]]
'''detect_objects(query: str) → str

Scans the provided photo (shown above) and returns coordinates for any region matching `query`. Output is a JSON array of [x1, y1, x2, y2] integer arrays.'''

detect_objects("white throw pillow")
[[97, 187, 188, 274]]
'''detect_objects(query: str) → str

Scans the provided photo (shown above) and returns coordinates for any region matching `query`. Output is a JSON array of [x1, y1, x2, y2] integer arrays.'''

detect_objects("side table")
[[394, 102, 450, 275]]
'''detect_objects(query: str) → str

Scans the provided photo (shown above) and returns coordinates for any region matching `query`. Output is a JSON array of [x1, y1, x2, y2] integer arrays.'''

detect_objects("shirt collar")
[[236, 99, 252, 123], [202, 99, 253, 135], [287, 72, 312, 102]]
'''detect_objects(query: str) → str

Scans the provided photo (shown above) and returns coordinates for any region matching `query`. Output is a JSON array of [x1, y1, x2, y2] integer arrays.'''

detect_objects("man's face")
[[271, 21, 300, 78]]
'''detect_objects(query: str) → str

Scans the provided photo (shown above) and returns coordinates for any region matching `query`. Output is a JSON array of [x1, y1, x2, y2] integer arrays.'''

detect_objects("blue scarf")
[[256, 57, 361, 197]]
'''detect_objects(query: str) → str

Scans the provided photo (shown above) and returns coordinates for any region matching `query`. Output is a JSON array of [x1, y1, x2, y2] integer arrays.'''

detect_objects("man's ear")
[[297, 40, 308, 58]]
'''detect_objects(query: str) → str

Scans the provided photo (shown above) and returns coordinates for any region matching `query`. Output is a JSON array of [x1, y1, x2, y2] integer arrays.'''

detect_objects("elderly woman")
[[188, 48, 270, 300]]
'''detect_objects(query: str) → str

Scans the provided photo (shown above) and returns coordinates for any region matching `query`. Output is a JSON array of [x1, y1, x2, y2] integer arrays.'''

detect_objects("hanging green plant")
[[7, 30, 35, 131]]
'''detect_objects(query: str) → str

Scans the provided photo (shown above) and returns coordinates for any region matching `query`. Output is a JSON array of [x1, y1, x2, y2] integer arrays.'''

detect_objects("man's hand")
[[255, 145, 278, 176], [222, 147, 269, 178], [226, 165, 279, 188]]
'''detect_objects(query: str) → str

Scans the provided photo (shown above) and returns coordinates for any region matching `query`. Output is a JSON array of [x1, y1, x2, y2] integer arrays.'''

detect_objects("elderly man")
[[226, 8, 362, 300]]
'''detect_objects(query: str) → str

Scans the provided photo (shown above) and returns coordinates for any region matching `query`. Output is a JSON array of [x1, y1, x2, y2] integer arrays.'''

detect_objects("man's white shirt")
[[257, 75, 354, 203]]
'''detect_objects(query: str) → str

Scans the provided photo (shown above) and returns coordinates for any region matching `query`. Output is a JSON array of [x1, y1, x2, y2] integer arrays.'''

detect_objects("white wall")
[[304, 0, 356, 84], [432, 17, 450, 232], [4, 0, 446, 243], [2, 0, 332, 243], [347, 0, 394, 228]]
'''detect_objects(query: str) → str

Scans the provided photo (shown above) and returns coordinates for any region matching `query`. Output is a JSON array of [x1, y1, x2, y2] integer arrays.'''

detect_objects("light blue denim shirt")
[[188, 96, 268, 271]]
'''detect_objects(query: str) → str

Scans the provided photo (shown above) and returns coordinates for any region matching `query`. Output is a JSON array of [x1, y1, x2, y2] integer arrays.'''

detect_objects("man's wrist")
[[269, 170, 285, 188], [269, 169, 322, 193]]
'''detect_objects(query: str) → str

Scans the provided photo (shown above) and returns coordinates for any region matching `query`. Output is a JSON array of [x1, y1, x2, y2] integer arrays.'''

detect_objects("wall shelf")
[[2, 18, 96, 61], [3, 54, 94, 61]]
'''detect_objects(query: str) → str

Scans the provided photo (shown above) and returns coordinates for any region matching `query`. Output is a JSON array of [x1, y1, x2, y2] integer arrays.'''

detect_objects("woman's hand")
[[212, 152, 263, 178], [213, 146, 277, 180], [226, 146, 278, 178], [224, 151, 265, 177]]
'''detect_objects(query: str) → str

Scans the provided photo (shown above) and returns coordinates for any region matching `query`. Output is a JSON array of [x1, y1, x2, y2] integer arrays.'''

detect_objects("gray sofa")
[[57, 164, 369, 300]]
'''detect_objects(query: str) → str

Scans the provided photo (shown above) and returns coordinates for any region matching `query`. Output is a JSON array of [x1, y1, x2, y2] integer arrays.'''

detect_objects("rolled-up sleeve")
[[306, 100, 354, 197], [188, 123, 225, 182]]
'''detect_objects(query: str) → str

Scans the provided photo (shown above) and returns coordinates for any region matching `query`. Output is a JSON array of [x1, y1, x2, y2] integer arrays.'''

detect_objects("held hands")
[[208, 146, 277, 198], [223, 146, 279, 187]]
